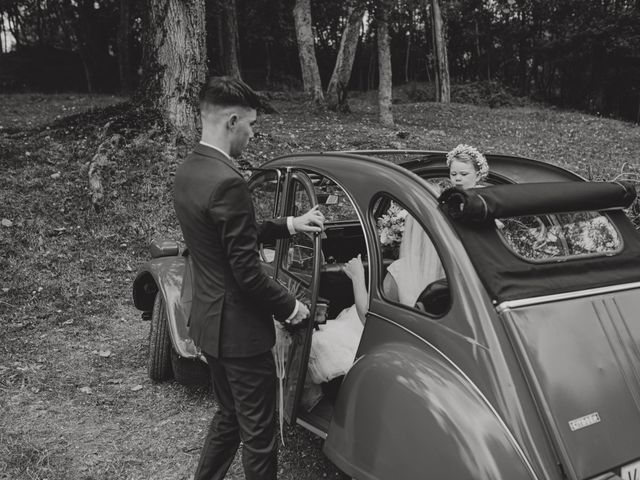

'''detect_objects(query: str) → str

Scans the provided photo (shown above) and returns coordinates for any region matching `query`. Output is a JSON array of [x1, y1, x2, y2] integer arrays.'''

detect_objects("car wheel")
[[170, 349, 211, 388], [148, 293, 173, 382]]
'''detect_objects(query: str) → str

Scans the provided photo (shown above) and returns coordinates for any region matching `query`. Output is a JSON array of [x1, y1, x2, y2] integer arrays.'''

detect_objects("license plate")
[[620, 460, 640, 480]]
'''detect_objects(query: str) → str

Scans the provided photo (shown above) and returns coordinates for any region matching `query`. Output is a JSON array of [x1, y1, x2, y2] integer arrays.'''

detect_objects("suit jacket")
[[173, 144, 296, 358]]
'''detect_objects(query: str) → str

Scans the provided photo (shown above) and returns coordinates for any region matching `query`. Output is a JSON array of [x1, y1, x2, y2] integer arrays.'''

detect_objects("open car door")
[[248, 167, 322, 424], [275, 171, 322, 424]]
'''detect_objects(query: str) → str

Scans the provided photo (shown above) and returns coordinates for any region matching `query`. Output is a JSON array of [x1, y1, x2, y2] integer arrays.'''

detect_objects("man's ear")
[[227, 112, 238, 130]]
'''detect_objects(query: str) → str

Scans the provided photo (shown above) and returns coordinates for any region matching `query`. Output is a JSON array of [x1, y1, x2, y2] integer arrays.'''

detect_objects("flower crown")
[[446, 144, 489, 180]]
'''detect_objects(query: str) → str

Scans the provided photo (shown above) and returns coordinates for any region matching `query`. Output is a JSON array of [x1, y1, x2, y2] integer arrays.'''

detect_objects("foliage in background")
[[1, 0, 639, 121]]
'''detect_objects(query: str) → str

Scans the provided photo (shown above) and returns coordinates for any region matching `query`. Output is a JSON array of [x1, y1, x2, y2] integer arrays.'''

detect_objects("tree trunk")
[[430, 0, 450, 103], [293, 0, 324, 104], [404, 27, 411, 83], [1, 15, 6, 53], [220, 0, 241, 78], [517, 11, 528, 96], [265, 41, 272, 85], [141, 0, 207, 138], [6, 8, 22, 48], [216, 13, 224, 73], [368, 41, 377, 91], [377, 0, 394, 126], [56, 0, 98, 93], [326, 2, 364, 111], [474, 18, 482, 80], [117, 0, 132, 94]]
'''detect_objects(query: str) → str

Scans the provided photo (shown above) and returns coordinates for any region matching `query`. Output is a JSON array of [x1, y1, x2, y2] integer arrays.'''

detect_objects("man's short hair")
[[199, 76, 261, 111]]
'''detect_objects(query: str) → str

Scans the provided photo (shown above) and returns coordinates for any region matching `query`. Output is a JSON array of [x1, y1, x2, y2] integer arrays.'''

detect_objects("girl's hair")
[[446, 144, 489, 180]]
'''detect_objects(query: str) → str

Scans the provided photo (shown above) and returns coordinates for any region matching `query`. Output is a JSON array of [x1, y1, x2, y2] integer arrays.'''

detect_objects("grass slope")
[[1, 93, 639, 480]]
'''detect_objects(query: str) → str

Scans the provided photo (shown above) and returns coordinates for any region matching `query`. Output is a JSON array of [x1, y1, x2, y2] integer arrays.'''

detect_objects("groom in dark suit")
[[174, 76, 324, 480]]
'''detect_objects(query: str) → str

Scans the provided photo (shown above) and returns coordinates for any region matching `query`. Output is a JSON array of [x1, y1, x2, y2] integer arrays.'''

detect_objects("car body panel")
[[502, 288, 640, 479], [324, 336, 536, 480], [133, 256, 199, 358]]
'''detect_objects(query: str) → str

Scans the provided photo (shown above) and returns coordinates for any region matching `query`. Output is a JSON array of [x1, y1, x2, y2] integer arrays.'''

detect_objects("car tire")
[[148, 293, 173, 382], [170, 349, 211, 388]]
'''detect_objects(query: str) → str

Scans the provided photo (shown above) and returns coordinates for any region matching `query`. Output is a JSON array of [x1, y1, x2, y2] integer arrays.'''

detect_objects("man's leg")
[[223, 351, 278, 480], [194, 354, 241, 480]]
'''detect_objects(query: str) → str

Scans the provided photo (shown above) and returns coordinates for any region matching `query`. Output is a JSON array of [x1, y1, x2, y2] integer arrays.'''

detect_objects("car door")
[[249, 167, 323, 424], [275, 170, 323, 424]]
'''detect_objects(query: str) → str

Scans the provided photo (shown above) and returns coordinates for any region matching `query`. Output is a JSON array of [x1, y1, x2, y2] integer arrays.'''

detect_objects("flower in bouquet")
[[377, 203, 408, 252]]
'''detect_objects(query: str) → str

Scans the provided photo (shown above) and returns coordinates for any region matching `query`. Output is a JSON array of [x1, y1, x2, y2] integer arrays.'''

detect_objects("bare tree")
[[117, 0, 132, 93], [293, 0, 324, 104], [141, 0, 207, 137], [430, 0, 450, 102], [377, 0, 394, 126], [55, 0, 100, 94], [326, 2, 365, 112], [219, 0, 241, 78]]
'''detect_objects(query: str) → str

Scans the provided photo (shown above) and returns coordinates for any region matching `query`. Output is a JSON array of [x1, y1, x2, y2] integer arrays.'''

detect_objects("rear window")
[[498, 211, 622, 262]]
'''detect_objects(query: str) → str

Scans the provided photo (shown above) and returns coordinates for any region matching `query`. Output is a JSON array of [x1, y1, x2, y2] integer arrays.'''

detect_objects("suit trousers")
[[194, 351, 278, 480]]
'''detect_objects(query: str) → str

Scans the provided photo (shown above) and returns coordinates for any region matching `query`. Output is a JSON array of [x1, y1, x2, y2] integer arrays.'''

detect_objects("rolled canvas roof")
[[438, 182, 640, 303], [439, 181, 636, 223]]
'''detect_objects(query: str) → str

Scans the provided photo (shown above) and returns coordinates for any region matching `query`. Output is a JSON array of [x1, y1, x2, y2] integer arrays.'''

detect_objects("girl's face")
[[449, 159, 479, 190]]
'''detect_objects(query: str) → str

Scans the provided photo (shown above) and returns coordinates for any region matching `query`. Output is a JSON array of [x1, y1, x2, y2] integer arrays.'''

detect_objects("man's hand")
[[287, 300, 310, 326], [292, 205, 325, 233]]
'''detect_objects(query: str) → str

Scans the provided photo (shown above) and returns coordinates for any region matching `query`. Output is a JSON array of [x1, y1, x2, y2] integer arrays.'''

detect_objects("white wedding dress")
[[307, 304, 363, 384]]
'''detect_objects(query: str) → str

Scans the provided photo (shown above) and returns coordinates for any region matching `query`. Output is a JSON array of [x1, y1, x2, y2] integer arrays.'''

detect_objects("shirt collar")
[[199, 141, 231, 160]]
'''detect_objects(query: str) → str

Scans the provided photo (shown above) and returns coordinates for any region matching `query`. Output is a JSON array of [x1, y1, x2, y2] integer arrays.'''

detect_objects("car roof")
[[264, 150, 584, 185], [440, 182, 640, 303], [341, 150, 585, 184]]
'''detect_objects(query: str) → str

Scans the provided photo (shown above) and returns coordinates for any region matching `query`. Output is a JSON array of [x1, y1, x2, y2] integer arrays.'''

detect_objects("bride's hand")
[[342, 254, 364, 281]]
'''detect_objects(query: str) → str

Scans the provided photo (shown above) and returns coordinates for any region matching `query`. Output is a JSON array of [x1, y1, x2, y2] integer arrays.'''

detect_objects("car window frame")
[[370, 192, 452, 319], [248, 168, 284, 264]]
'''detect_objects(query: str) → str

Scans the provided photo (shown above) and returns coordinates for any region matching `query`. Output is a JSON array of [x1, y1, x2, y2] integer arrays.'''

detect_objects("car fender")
[[323, 342, 537, 480], [132, 256, 199, 359]]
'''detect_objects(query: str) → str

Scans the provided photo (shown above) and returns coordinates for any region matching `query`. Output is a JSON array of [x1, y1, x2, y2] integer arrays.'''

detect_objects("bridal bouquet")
[[377, 203, 408, 255]]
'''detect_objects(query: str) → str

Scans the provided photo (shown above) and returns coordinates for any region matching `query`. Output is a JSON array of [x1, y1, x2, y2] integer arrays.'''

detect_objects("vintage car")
[[132, 150, 640, 480]]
